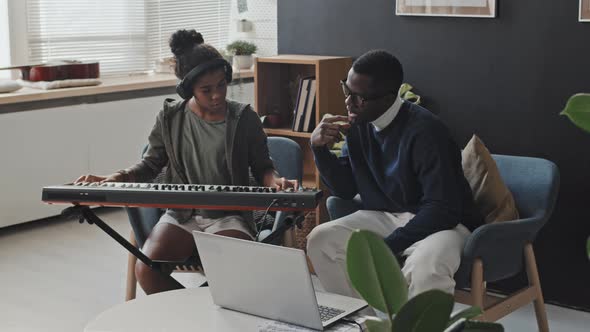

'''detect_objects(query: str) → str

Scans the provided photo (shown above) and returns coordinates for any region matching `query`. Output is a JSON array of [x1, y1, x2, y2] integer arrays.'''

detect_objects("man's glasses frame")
[[340, 79, 396, 105]]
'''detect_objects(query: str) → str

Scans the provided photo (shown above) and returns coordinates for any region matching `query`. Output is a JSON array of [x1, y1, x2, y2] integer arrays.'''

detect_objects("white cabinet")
[[0, 94, 172, 228], [0, 81, 253, 228], [0, 106, 89, 225]]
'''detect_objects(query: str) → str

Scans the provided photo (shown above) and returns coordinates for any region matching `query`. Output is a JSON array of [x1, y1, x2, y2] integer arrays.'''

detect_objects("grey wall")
[[279, 0, 590, 309]]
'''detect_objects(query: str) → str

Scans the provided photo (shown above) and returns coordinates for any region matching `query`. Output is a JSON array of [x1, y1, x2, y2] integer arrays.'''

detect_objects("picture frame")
[[581, 0, 590, 22], [396, 0, 496, 18]]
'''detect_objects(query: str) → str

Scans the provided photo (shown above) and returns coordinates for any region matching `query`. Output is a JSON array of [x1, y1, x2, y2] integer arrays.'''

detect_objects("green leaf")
[[392, 289, 454, 332], [399, 83, 413, 96], [364, 317, 391, 332], [402, 91, 422, 105], [444, 318, 467, 332], [560, 93, 590, 134], [399, 83, 422, 105], [226, 40, 257, 55], [446, 306, 483, 328], [346, 230, 408, 316]]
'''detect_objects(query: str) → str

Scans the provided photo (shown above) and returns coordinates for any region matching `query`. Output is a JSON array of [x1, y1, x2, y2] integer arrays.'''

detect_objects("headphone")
[[176, 58, 233, 100]]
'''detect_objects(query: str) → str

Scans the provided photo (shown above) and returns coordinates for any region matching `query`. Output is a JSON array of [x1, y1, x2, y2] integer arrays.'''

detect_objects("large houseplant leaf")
[[346, 230, 408, 316], [446, 306, 483, 328], [561, 93, 590, 133], [444, 318, 504, 332], [561, 94, 590, 261], [364, 317, 391, 332], [391, 289, 454, 332]]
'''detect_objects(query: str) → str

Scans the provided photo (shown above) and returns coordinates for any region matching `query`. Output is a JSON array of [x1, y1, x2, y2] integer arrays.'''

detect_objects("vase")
[[233, 55, 253, 70]]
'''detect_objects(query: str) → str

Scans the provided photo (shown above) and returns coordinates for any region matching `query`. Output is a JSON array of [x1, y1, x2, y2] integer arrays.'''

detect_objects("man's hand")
[[310, 115, 351, 149]]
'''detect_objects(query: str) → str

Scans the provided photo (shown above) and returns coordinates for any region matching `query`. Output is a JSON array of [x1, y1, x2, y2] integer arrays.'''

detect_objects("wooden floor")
[[0, 208, 589, 332]]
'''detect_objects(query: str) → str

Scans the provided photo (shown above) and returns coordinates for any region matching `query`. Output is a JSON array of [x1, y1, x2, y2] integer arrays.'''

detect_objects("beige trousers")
[[306, 210, 470, 298]]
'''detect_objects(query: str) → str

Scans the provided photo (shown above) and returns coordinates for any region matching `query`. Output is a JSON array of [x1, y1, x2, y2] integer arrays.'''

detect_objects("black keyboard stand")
[[259, 212, 305, 245], [61, 205, 305, 289]]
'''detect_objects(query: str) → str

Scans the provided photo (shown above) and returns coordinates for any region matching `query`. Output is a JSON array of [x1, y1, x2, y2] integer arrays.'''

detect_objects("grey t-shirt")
[[178, 104, 232, 219]]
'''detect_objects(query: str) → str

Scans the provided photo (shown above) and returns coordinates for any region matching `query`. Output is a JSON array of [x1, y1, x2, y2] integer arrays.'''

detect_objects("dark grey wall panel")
[[279, 0, 590, 309]]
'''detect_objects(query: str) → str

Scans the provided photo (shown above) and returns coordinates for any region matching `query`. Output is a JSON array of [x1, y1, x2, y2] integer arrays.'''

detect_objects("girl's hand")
[[74, 172, 125, 184], [263, 171, 298, 191]]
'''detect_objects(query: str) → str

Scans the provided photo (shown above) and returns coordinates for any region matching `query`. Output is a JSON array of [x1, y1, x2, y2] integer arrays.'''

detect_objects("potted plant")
[[560, 93, 590, 259], [399, 83, 421, 104], [226, 40, 257, 70], [346, 230, 504, 331]]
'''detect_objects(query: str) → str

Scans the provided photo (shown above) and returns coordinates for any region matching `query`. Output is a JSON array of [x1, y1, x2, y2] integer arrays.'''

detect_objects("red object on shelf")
[[0, 61, 100, 82]]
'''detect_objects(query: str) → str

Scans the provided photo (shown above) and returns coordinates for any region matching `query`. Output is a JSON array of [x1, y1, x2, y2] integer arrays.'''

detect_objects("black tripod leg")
[[64, 206, 185, 289], [261, 212, 305, 245]]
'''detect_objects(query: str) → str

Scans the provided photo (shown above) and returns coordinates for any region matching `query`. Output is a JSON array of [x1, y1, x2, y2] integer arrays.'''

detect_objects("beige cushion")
[[462, 135, 519, 223]]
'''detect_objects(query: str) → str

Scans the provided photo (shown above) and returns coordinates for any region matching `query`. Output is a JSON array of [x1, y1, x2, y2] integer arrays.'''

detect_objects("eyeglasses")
[[340, 80, 395, 105]]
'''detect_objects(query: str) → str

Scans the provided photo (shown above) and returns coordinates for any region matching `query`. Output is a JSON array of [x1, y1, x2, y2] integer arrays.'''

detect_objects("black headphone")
[[176, 58, 233, 100]]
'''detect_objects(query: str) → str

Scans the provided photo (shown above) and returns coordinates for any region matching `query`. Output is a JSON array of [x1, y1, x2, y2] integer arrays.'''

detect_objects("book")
[[292, 77, 312, 132], [291, 78, 306, 131], [302, 78, 316, 132]]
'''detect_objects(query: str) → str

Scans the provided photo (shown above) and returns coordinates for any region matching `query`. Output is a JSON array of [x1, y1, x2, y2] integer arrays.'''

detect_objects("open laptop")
[[192, 231, 368, 331]]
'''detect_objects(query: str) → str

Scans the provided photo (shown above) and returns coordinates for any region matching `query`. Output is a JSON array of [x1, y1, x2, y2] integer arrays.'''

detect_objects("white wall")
[[0, 0, 11, 79], [228, 0, 277, 57], [227, 80, 255, 108]]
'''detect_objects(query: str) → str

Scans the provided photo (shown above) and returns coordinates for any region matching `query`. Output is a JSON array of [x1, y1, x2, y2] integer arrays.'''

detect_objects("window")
[[25, 0, 231, 76], [145, 0, 231, 64]]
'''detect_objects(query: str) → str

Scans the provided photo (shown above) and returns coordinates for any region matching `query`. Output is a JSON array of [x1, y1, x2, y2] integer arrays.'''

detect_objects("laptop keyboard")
[[318, 305, 345, 322]]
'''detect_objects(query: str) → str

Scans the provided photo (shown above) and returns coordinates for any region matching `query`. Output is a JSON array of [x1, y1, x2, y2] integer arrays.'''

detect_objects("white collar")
[[371, 97, 403, 132]]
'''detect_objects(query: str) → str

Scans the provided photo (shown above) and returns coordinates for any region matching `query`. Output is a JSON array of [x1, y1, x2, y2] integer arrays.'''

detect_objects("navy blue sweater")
[[312, 101, 483, 254]]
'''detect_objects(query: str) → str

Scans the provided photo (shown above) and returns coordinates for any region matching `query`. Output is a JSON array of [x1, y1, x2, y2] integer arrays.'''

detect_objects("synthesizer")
[[42, 182, 322, 211]]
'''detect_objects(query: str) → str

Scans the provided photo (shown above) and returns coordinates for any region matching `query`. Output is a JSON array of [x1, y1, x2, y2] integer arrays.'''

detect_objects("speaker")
[[176, 58, 233, 99]]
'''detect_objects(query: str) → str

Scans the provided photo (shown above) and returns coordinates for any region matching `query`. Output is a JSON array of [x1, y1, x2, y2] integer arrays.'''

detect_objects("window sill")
[[0, 69, 254, 106]]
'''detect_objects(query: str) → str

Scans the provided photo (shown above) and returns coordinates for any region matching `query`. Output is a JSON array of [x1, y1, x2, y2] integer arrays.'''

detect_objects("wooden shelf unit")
[[254, 55, 352, 227]]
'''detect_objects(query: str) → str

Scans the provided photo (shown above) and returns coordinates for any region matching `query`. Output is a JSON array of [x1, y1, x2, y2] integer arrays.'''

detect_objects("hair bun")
[[169, 29, 204, 56]]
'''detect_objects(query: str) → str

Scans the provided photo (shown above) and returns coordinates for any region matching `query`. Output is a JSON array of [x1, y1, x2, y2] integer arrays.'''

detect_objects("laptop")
[[192, 231, 368, 331]]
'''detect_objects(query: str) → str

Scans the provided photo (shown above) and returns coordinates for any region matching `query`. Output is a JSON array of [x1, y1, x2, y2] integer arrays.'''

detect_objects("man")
[[307, 50, 482, 298]]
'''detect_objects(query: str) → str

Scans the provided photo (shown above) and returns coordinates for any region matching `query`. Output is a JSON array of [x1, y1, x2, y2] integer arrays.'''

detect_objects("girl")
[[76, 29, 296, 294]]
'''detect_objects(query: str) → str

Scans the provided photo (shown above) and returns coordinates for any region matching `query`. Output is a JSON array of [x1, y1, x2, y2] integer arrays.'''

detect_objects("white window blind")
[[145, 0, 231, 63], [25, 0, 231, 76]]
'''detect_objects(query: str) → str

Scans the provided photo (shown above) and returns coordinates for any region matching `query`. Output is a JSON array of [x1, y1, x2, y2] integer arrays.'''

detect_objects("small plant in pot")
[[226, 40, 257, 70]]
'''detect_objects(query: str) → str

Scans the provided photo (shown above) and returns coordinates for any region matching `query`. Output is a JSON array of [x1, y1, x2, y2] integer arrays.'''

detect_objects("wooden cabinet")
[[254, 55, 352, 227]]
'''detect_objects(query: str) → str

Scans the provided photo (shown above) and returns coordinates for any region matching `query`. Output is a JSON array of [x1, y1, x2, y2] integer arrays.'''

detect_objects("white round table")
[[85, 287, 277, 332]]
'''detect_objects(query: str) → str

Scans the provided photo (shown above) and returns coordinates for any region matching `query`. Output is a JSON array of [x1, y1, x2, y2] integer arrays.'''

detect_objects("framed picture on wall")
[[581, 0, 590, 22], [396, 0, 496, 18]]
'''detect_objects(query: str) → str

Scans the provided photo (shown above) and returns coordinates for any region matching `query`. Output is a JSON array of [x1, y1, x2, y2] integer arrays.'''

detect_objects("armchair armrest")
[[459, 213, 546, 283]]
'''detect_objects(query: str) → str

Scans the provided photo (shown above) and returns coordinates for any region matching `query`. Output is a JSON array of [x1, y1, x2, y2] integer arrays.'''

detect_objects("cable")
[[255, 198, 278, 241], [340, 318, 364, 331]]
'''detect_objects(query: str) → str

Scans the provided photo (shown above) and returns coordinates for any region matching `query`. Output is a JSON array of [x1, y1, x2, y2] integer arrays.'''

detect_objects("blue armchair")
[[124, 136, 303, 301], [326, 155, 559, 332]]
